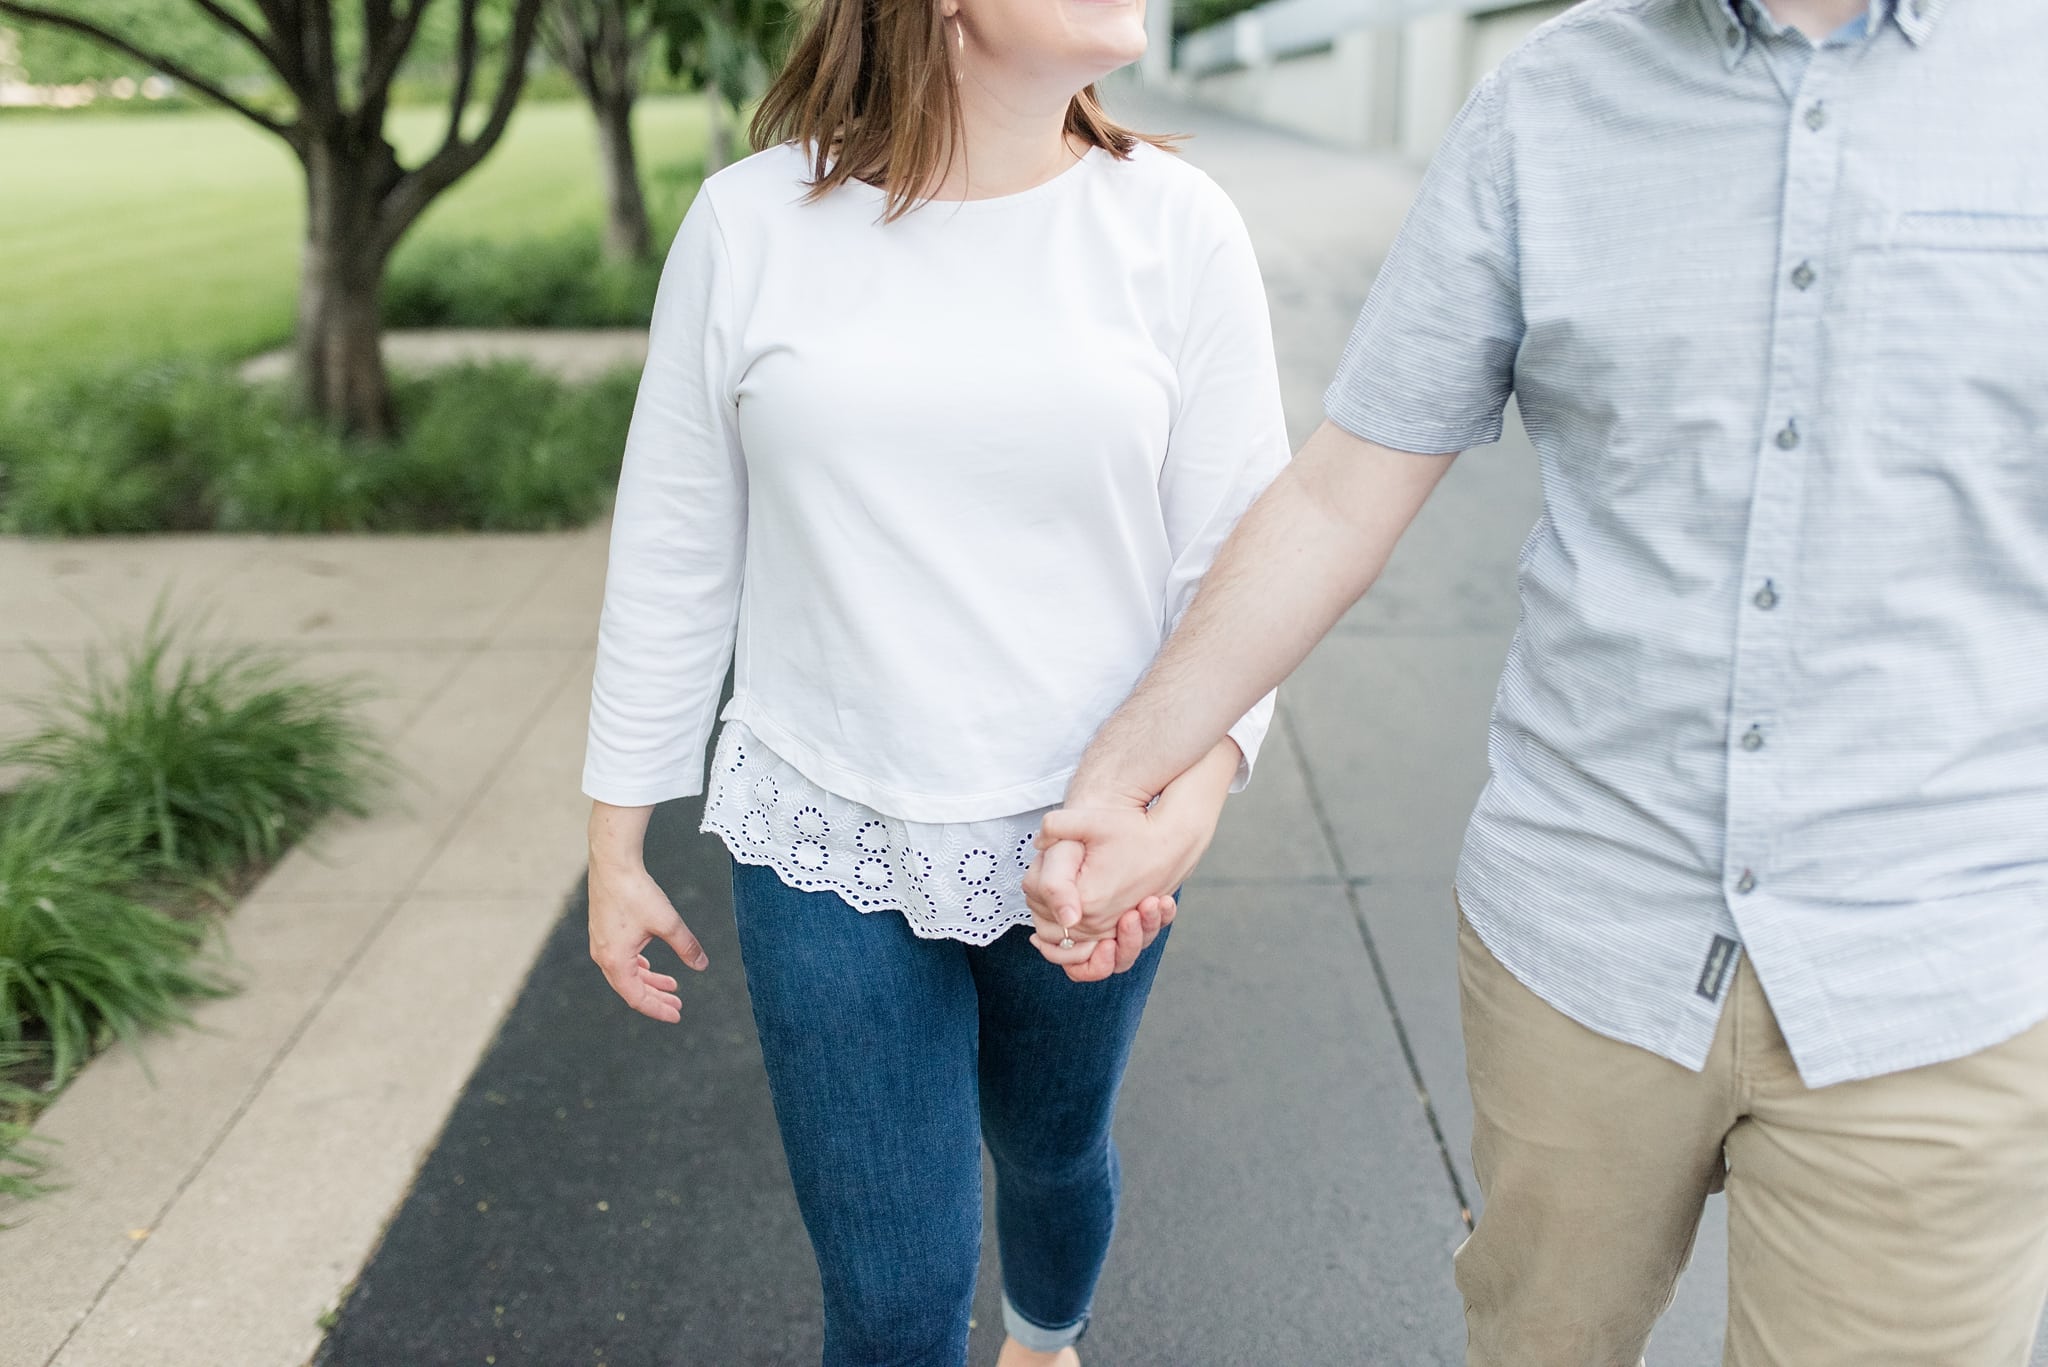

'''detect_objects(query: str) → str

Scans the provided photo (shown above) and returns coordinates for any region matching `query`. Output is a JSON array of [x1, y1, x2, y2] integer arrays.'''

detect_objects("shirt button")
[[1741, 725, 1765, 752], [1805, 103, 1828, 131], [1754, 581, 1779, 610], [1791, 261, 1816, 290], [1737, 870, 1757, 895], [1775, 420, 1801, 450]]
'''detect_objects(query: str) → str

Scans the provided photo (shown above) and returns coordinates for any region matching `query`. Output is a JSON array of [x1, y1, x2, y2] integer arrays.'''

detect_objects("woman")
[[578, 0, 1289, 1358]]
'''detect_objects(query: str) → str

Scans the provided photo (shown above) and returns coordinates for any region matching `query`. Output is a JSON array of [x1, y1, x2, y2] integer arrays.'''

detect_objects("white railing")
[[1176, 0, 1531, 74]]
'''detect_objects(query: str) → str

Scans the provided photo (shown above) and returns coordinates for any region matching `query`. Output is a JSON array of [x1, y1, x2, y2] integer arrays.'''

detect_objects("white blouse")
[[703, 722, 1047, 942], [583, 139, 1289, 927]]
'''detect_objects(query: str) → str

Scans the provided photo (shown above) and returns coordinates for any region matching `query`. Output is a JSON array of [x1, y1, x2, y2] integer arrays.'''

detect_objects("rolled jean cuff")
[[1002, 1294, 1087, 1353]]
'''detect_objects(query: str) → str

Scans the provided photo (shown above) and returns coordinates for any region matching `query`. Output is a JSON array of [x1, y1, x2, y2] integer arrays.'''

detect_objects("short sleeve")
[[1323, 74, 1522, 454]]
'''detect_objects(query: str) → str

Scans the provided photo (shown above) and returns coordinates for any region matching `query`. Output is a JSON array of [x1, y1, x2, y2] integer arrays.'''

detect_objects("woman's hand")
[[588, 802, 708, 1023], [1029, 894, 1178, 983]]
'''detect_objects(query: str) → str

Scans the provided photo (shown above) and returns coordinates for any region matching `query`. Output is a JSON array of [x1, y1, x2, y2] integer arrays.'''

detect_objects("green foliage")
[[384, 230, 664, 329], [3, 0, 267, 86], [0, 1040, 55, 1206], [1, 0, 506, 101], [3, 622, 389, 881], [0, 363, 227, 533], [647, 0, 795, 110], [1175, 0, 1264, 38], [0, 359, 635, 534], [213, 423, 374, 532], [0, 618, 390, 1200], [0, 804, 230, 1092], [0, 99, 707, 385], [387, 362, 639, 529]]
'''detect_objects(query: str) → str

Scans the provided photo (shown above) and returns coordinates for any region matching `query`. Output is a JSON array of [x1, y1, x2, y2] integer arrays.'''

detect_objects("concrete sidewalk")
[[0, 525, 611, 1367]]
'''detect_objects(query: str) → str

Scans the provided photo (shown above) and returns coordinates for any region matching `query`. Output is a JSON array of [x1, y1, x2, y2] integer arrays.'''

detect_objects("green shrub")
[[213, 423, 376, 533], [384, 231, 665, 330], [2, 622, 389, 880], [0, 1041, 54, 1208], [0, 363, 227, 533], [386, 362, 639, 530], [0, 621, 389, 1201], [0, 807, 230, 1092], [1176, 0, 1264, 37], [482, 367, 640, 529], [0, 360, 634, 535]]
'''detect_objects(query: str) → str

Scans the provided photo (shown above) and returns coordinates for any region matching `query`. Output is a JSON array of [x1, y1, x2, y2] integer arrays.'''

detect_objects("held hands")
[[1022, 737, 1242, 981]]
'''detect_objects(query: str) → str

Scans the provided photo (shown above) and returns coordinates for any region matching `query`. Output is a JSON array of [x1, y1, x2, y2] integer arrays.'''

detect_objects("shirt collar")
[[1699, 0, 1941, 71]]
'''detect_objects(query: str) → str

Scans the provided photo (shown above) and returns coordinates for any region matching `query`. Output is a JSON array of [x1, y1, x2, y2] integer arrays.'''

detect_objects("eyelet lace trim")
[[700, 723, 1046, 945]]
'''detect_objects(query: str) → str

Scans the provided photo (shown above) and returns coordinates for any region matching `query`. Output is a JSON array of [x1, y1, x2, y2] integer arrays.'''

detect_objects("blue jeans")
[[729, 858, 1169, 1367]]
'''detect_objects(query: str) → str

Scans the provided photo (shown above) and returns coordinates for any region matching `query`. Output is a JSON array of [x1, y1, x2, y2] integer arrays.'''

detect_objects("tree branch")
[[444, 0, 480, 148], [300, 0, 341, 128], [243, 0, 305, 84], [542, 0, 598, 100], [461, 0, 546, 160], [358, 0, 431, 107], [380, 0, 544, 255], [0, 0, 294, 138], [597, 0, 634, 104], [188, 0, 281, 71]]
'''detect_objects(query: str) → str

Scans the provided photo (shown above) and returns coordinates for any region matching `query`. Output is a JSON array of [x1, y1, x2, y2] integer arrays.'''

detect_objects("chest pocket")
[[1854, 212, 2048, 463]]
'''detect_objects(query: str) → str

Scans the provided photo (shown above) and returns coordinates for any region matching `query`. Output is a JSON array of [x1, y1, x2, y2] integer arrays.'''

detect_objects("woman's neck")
[[932, 64, 1086, 202]]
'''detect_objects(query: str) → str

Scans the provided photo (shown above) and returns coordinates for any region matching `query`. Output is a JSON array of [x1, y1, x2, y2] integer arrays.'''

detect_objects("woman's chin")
[[1068, 25, 1149, 76]]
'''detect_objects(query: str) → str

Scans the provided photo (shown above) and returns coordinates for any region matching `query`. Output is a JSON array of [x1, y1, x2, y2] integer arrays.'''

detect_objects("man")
[[1022, 0, 2048, 1362]]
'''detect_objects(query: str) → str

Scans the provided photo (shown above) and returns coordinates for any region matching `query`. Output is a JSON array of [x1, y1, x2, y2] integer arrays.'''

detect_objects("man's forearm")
[[1068, 422, 1457, 806]]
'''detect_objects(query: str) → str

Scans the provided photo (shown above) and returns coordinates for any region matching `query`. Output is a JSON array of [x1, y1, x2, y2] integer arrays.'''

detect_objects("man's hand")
[[1023, 805, 1208, 940], [1021, 736, 1242, 975]]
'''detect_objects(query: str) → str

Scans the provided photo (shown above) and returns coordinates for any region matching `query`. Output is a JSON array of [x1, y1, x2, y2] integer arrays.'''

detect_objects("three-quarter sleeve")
[[1159, 199, 1293, 790], [1324, 73, 1522, 453], [582, 192, 747, 806]]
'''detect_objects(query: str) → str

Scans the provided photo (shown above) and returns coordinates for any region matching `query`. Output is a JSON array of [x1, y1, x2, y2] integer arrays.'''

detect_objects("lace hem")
[[700, 723, 1046, 945]]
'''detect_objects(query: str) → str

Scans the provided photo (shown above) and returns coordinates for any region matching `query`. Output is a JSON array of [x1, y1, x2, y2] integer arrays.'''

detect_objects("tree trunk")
[[594, 91, 653, 260], [705, 90, 735, 175], [295, 144, 394, 438]]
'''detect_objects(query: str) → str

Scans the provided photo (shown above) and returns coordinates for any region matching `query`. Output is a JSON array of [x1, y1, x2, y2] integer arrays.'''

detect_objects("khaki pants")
[[1454, 910, 2048, 1367]]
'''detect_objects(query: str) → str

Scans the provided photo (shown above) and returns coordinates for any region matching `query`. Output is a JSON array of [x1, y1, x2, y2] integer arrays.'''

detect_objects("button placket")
[[1724, 49, 1847, 915]]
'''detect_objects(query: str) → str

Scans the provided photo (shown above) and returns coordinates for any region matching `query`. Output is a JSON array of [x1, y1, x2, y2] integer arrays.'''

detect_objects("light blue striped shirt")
[[1326, 0, 2048, 1087]]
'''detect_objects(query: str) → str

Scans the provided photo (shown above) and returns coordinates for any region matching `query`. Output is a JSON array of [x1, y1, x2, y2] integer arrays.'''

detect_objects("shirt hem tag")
[[1696, 935, 1740, 1002]]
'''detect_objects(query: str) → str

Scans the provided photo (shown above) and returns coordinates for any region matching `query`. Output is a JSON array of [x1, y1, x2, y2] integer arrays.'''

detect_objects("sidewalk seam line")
[[1277, 703, 1477, 1234]]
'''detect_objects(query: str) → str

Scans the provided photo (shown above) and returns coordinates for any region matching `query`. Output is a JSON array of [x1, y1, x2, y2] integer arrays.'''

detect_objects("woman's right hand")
[[588, 802, 709, 1023]]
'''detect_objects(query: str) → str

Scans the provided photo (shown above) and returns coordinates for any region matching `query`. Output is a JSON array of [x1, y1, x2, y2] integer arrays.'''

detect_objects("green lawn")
[[0, 97, 709, 383]]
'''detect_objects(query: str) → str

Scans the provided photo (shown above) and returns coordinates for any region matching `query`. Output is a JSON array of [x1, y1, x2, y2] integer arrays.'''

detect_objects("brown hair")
[[749, 0, 1175, 221]]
